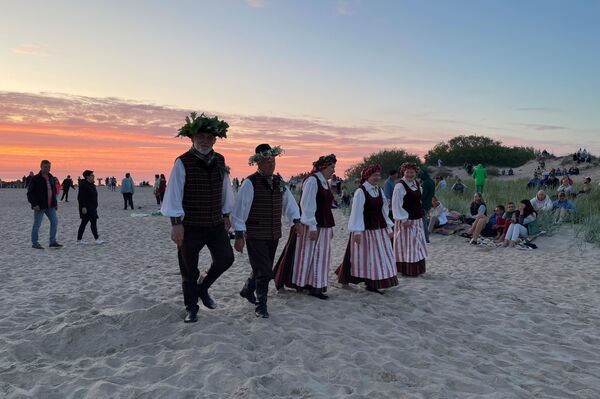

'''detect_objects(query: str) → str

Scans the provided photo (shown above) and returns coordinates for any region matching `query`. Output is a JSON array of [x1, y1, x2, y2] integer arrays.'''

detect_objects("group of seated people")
[[427, 189, 579, 248], [573, 148, 592, 163]]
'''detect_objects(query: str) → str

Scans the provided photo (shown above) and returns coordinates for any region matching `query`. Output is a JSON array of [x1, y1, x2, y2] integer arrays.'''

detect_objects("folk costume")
[[336, 165, 398, 292], [232, 144, 301, 318], [392, 163, 428, 277], [161, 113, 235, 322], [273, 154, 337, 299]]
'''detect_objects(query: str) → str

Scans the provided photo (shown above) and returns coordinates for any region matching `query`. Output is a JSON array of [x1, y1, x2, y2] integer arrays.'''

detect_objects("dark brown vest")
[[360, 186, 388, 230], [179, 150, 225, 227], [245, 173, 283, 240], [399, 180, 425, 220], [312, 174, 335, 228]]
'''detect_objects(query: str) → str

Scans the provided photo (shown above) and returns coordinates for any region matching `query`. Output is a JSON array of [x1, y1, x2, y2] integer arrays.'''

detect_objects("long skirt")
[[394, 219, 427, 277], [336, 229, 398, 289], [273, 225, 333, 292]]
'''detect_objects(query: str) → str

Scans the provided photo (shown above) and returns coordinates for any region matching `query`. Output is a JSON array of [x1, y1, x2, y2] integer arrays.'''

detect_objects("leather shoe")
[[239, 287, 256, 304], [309, 292, 329, 300], [255, 306, 269, 318], [198, 287, 216, 310], [184, 309, 198, 323]]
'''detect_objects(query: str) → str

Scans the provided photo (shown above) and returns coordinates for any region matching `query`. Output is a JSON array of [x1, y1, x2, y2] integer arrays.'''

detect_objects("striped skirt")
[[292, 226, 333, 290], [336, 229, 398, 289], [394, 219, 427, 277]]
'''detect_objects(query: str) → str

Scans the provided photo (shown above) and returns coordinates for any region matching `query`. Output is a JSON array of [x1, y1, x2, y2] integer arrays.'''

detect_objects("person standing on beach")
[[232, 144, 302, 318], [161, 112, 235, 323], [472, 163, 487, 193], [273, 154, 337, 300], [77, 170, 104, 245], [120, 173, 135, 210], [153, 174, 161, 205], [60, 175, 75, 202], [335, 164, 398, 294], [27, 160, 62, 249], [419, 168, 435, 244], [392, 162, 427, 277]]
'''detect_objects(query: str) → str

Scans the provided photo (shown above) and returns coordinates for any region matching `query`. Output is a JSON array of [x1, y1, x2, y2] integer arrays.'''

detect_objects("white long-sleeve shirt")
[[348, 182, 393, 233], [231, 177, 300, 232], [392, 178, 422, 221], [300, 172, 329, 232], [429, 203, 449, 225], [530, 195, 553, 212], [160, 158, 234, 218]]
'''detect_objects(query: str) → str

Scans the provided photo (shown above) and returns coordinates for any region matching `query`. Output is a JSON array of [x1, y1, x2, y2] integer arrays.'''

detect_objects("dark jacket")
[[78, 179, 99, 219], [419, 169, 435, 212], [26, 172, 57, 210], [62, 178, 74, 190]]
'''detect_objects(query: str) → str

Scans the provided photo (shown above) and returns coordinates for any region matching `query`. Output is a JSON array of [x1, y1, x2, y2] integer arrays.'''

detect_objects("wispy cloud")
[[10, 43, 48, 56], [514, 107, 562, 113], [245, 0, 267, 8], [512, 122, 568, 131]]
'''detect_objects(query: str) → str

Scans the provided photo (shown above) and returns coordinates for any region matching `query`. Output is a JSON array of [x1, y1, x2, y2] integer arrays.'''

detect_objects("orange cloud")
[[0, 91, 437, 182]]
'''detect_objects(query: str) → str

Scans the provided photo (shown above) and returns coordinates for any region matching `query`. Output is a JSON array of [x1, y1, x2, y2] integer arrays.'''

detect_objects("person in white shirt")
[[392, 162, 428, 277], [273, 154, 337, 300], [530, 190, 553, 212], [160, 112, 234, 323], [231, 144, 302, 318], [428, 196, 448, 232], [335, 164, 398, 294]]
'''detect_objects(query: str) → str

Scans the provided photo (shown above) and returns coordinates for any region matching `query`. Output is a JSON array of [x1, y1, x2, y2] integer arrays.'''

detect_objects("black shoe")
[[198, 287, 216, 310], [49, 242, 63, 249], [310, 292, 329, 300], [32, 243, 44, 250], [239, 287, 257, 304], [184, 309, 198, 323], [255, 306, 269, 318], [366, 287, 384, 295]]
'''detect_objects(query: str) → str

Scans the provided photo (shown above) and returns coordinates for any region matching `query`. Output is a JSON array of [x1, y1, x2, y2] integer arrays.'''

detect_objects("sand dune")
[[1, 187, 600, 398]]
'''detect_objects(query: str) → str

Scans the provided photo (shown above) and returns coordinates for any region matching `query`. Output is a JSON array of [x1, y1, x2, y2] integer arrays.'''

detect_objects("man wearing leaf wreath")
[[161, 112, 235, 323], [231, 144, 303, 318], [273, 154, 337, 300]]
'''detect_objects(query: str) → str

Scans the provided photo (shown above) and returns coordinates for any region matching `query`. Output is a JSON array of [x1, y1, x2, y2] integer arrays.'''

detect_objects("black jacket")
[[62, 178, 74, 190], [26, 172, 57, 210], [78, 179, 99, 219]]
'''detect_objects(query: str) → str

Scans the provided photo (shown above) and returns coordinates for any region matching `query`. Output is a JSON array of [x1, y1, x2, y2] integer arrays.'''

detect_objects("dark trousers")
[[243, 239, 279, 310], [122, 193, 134, 209], [155, 194, 161, 205], [77, 216, 98, 240], [61, 188, 70, 201], [177, 224, 234, 311]]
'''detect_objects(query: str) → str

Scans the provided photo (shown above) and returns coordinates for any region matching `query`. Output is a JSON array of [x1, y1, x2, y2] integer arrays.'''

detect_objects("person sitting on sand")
[[478, 205, 507, 241], [578, 177, 592, 194], [466, 192, 487, 227], [428, 196, 448, 233], [503, 200, 537, 247], [552, 192, 576, 224], [335, 164, 398, 294], [232, 144, 302, 318], [530, 190, 553, 212], [497, 202, 517, 242], [557, 176, 574, 197]]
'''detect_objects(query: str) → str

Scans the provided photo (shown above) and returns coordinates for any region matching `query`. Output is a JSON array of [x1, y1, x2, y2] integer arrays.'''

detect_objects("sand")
[[1, 187, 600, 398]]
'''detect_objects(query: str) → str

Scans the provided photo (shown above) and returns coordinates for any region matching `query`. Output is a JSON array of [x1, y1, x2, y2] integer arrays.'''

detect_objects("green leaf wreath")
[[177, 112, 229, 138], [248, 145, 284, 166]]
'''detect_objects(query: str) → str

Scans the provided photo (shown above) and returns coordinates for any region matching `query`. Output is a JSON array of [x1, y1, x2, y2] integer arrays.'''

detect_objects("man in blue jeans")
[[27, 160, 63, 249]]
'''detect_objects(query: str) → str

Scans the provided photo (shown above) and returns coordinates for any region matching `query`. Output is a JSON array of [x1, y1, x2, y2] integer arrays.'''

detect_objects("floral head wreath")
[[360, 164, 382, 184], [311, 154, 337, 173], [400, 162, 418, 176], [177, 112, 229, 139], [248, 146, 284, 166]]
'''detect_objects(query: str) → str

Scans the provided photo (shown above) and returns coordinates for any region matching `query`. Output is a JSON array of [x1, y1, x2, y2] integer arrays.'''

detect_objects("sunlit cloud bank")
[[0, 92, 438, 181]]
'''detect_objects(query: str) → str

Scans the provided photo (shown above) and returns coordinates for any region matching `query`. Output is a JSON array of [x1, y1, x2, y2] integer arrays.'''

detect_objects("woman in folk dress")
[[336, 165, 399, 294], [392, 163, 428, 277], [273, 154, 337, 299]]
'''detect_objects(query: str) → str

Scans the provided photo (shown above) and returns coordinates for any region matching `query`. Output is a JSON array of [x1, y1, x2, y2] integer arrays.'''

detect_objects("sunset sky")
[[1, 0, 599, 181]]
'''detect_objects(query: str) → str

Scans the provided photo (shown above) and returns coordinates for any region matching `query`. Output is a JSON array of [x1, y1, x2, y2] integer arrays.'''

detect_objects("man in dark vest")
[[231, 144, 303, 318], [161, 113, 235, 323]]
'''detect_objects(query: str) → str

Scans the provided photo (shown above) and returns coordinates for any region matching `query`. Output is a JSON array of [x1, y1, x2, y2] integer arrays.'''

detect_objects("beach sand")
[[1, 187, 600, 398]]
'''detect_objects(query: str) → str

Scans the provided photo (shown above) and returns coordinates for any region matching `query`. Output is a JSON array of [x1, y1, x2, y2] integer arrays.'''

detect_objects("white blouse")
[[299, 172, 329, 232], [392, 178, 422, 221], [348, 181, 393, 233]]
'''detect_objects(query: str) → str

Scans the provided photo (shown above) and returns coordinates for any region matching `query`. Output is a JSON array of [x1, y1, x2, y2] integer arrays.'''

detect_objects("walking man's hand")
[[171, 225, 184, 247]]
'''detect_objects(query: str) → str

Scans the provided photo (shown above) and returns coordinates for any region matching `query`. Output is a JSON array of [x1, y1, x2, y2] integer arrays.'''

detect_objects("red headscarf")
[[360, 164, 382, 185]]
